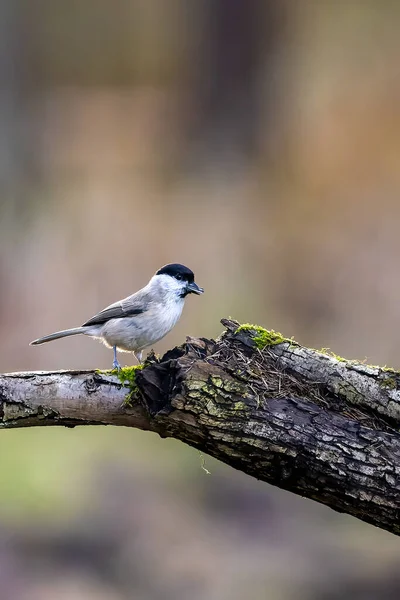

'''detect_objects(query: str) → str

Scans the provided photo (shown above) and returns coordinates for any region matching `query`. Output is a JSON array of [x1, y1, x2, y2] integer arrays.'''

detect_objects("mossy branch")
[[2, 319, 400, 536]]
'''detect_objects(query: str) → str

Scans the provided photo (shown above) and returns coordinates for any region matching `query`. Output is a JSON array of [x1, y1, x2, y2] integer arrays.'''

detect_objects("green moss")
[[233, 401, 248, 412], [318, 348, 348, 363], [116, 365, 143, 385], [210, 375, 224, 389], [331, 354, 347, 363], [236, 324, 293, 349], [234, 323, 400, 391], [379, 375, 397, 390], [100, 365, 144, 405]]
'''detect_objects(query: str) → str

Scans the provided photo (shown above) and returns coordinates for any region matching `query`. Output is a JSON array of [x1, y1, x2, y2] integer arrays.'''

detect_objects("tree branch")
[[2, 319, 400, 536]]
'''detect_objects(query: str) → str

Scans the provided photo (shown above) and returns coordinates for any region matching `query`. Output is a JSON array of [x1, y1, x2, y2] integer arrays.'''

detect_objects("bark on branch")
[[2, 319, 400, 536]]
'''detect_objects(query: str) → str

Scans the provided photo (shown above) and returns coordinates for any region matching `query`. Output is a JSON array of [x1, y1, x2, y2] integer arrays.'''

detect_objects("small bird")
[[30, 263, 204, 369]]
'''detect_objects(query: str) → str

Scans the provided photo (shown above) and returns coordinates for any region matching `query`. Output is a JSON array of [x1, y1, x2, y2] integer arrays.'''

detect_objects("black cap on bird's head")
[[156, 263, 204, 296]]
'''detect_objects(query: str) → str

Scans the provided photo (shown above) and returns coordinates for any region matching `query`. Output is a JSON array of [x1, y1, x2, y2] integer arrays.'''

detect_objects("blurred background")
[[1, 0, 400, 598]]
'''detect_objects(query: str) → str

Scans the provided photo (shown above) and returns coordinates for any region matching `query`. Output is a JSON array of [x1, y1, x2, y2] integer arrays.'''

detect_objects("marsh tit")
[[30, 263, 204, 369]]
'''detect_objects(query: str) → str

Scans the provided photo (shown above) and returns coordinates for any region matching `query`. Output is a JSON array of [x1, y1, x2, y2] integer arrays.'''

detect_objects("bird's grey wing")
[[82, 294, 146, 327]]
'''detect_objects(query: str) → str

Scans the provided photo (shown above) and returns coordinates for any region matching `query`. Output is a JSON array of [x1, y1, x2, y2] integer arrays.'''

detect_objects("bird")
[[30, 263, 204, 369]]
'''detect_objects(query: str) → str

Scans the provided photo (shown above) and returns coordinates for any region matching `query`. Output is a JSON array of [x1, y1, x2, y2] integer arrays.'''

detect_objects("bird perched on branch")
[[31, 263, 204, 369]]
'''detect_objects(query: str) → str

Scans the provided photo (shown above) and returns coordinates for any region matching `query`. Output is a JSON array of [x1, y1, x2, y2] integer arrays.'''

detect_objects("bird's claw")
[[112, 345, 121, 371], [134, 351, 143, 364]]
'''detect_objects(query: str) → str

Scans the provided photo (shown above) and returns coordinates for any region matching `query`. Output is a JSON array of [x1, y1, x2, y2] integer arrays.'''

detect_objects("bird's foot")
[[134, 351, 143, 364], [112, 345, 121, 370], [112, 358, 122, 371]]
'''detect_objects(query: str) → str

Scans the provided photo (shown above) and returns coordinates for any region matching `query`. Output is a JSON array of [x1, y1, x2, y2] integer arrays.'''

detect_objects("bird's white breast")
[[100, 296, 185, 353]]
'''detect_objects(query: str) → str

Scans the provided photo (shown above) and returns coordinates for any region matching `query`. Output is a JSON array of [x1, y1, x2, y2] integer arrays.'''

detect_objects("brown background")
[[1, 1, 400, 599]]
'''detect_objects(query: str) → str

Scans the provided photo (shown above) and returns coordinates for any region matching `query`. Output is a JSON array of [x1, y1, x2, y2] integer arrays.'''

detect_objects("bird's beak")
[[187, 282, 204, 295]]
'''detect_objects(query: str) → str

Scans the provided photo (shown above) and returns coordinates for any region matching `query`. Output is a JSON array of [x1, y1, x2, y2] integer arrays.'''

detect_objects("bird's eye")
[[175, 274, 182, 281]]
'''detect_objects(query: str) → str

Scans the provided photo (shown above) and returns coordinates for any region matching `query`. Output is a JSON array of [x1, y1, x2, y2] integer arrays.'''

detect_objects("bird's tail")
[[30, 327, 87, 346]]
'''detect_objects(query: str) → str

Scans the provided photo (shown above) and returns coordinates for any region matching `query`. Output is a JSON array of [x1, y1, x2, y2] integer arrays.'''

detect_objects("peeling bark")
[[1, 320, 400, 536]]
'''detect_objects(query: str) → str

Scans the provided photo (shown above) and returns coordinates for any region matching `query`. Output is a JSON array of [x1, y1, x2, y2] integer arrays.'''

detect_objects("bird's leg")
[[134, 351, 143, 364], [112, 345, 121, 370]]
